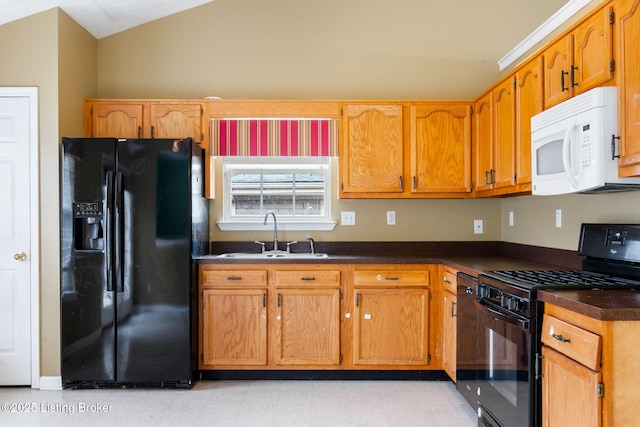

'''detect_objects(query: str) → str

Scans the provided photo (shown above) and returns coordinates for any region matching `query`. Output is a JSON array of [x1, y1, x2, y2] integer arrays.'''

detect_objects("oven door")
[[477, 300, 533, 427]]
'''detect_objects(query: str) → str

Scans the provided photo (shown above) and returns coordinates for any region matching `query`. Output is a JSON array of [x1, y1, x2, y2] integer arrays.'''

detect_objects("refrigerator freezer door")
[[115, 138, 192, 384], [61, 137, 117, 384]]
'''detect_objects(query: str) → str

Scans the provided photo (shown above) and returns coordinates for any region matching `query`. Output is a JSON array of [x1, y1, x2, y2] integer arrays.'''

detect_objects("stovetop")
[[481, 269, 640, 291]]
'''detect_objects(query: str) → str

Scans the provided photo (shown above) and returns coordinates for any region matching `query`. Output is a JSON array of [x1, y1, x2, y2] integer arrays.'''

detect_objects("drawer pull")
[[301, 277, 316, 281], [384, 277, 399, 281], [550, 326, 571, 343], [226, 277, 242, 281], [552, 333, 570, 343]]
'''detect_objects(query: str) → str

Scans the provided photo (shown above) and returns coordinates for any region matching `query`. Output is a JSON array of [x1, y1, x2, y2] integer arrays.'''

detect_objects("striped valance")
[[211, 119, 337, 156]]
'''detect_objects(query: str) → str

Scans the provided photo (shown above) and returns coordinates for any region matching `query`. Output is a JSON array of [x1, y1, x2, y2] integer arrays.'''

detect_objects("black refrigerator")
[[60, 137, 209, 388]]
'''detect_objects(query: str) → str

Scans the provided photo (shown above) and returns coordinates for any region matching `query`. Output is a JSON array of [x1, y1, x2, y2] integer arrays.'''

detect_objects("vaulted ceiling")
[[0, 0, 215, 39]]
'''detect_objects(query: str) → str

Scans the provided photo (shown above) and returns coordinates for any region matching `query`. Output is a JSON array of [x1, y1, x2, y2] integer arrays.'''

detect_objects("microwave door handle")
[[562, 117, 581, 190]]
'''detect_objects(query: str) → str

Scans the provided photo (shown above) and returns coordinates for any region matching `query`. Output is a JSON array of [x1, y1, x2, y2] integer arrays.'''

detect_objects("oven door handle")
[[479, 301, 529, 331]]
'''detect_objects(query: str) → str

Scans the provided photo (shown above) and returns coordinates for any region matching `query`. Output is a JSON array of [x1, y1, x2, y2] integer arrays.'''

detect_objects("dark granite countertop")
[[195, 241, 580, 277], [539, 289, 640, 321]]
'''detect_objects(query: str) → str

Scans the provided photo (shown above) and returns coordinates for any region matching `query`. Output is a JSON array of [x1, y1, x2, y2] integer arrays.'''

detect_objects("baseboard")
[[39, 376, 62, 390]]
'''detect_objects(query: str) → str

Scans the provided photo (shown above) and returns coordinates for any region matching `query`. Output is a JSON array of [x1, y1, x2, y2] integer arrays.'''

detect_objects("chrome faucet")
[[263, 211, 278, 251], [306, 235, 316, 255]]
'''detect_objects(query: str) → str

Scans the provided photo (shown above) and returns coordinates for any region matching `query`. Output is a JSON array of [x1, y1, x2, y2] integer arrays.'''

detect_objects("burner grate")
[[488, 269, 640, 288]]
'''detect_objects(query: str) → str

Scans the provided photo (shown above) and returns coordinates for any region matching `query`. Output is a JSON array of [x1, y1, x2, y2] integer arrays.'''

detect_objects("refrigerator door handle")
[[106, 171, 115, 292], [114, 171, 125, 293]]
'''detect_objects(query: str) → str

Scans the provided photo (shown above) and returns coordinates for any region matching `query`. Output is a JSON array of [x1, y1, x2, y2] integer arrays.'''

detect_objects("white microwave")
[[531, 86, 640, 195]]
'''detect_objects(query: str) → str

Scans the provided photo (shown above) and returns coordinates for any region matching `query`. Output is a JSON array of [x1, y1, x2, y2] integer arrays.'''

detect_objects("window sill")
[[216, 220, 338, 232]]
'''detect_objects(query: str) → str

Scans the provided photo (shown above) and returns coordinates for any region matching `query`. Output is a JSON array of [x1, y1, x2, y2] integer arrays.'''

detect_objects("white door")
[[0, 93, 33, 385]]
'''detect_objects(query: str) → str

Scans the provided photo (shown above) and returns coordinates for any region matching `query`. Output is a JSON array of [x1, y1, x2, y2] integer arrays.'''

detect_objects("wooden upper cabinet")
[[493, 77, 516, 190], [473, 91, 494, 193], [149, 103, 203, 142], [89, 102, 145, 139], [544, 4, 614, 108], [616, 0, 640, 176], [573, 5, 614, 94], [84, 99, 205, 143], [339, 104, 404, 195], [409, 104, 472, 194], [543, 37, 573, 108], [515, 56, 544, 186]]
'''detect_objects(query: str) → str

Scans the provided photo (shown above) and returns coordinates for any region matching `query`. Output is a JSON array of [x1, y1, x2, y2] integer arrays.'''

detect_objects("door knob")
[[14, 252, 27, 261]]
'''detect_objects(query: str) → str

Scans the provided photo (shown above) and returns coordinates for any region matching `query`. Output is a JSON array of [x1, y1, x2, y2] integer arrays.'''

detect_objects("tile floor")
[[0, 380, 477, 426]]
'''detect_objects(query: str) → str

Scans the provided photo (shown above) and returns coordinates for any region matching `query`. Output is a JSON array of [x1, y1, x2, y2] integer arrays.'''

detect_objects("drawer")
[[275, 270, 341, 286], [442, 267, 457, 294], [201, 269, 267, 287], [354, 269, 429, 286], [541, 315, 601, 370]]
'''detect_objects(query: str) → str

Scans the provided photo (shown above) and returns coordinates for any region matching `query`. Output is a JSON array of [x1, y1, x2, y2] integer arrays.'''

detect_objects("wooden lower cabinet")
[[541, 346, 601, 427], [542, 303, 640, 426], [200, 269, 268, 368], [353, 288, 430, 365], [273, 270, 341, 366], [351, 266, 434, 367], [199, 263, 440, 371], [201, 288, 268, 366], [200, 265, 344, 370], [441, 266, 458, 381]]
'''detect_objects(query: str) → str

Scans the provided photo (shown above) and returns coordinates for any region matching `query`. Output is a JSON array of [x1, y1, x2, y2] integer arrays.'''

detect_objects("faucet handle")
[[286, 241, 298, 253], [254, 240, 266, 253], [306, 236, 316, 255]]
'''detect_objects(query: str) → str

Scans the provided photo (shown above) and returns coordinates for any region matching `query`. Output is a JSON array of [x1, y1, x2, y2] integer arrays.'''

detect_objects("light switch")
[[341, 211, 355, 226]]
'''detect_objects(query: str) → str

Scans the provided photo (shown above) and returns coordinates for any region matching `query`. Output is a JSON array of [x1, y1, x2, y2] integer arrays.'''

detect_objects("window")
[[217, 157, 336, 231]]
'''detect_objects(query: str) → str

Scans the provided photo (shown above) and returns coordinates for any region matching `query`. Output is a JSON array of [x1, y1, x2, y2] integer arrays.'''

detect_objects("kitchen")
[[3, 0, 640, 425]]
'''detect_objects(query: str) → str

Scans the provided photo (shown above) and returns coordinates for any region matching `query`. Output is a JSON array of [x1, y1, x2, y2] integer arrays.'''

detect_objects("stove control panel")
[[606, 229, 627, 246], [579, 223, 640, 263], [478, 283, 530, 318]]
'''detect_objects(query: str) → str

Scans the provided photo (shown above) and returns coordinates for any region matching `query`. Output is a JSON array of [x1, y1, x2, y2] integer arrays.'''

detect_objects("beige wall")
[[0, 8, 97, 378], [209, 158, 502, 244], [502, 192, 640, 251], [96, 0, 568, 100]]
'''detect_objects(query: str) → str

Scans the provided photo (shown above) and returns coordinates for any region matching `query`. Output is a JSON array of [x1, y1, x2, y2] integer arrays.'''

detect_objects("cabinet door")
[[473, 92, 494, 193], [572, 5, 614, 95], [409, 104, 472, 194], [515, 56, 543, 186], [273, 288, 341, 365], [150, 103, 203, 142], [617, 0, 640, 175], [541, 346, 602, 427], [90, 102, 144, 138], [442, 290, 457, 381], [353, 288, 429, 365], [543, 36, 573, 108], [201, 288, 267, 366], [493, 78, 516, 189], [340, 104, 404, 194]]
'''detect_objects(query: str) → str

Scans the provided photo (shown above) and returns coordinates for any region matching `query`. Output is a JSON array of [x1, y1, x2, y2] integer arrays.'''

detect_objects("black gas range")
[[475, 224, 640, 427]]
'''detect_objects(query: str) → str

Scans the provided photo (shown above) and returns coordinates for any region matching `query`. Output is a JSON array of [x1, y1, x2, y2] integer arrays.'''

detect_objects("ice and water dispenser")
[[73, 201, 104, 251]]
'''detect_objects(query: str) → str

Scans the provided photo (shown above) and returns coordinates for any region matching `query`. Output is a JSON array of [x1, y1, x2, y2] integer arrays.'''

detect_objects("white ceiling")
[[0, 0, 215, 39]]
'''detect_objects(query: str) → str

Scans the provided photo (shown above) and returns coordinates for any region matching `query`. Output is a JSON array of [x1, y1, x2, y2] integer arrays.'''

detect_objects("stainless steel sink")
[[216, 251, 329, 259]]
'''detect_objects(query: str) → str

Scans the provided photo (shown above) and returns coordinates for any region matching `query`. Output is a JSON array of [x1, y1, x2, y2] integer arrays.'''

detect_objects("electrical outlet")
[[386, 211, 396, 225], [555, 209, 562, 228], [509, 211, 514, 227], [474, 219, 484, 234], [341, 211, 356, 226]]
